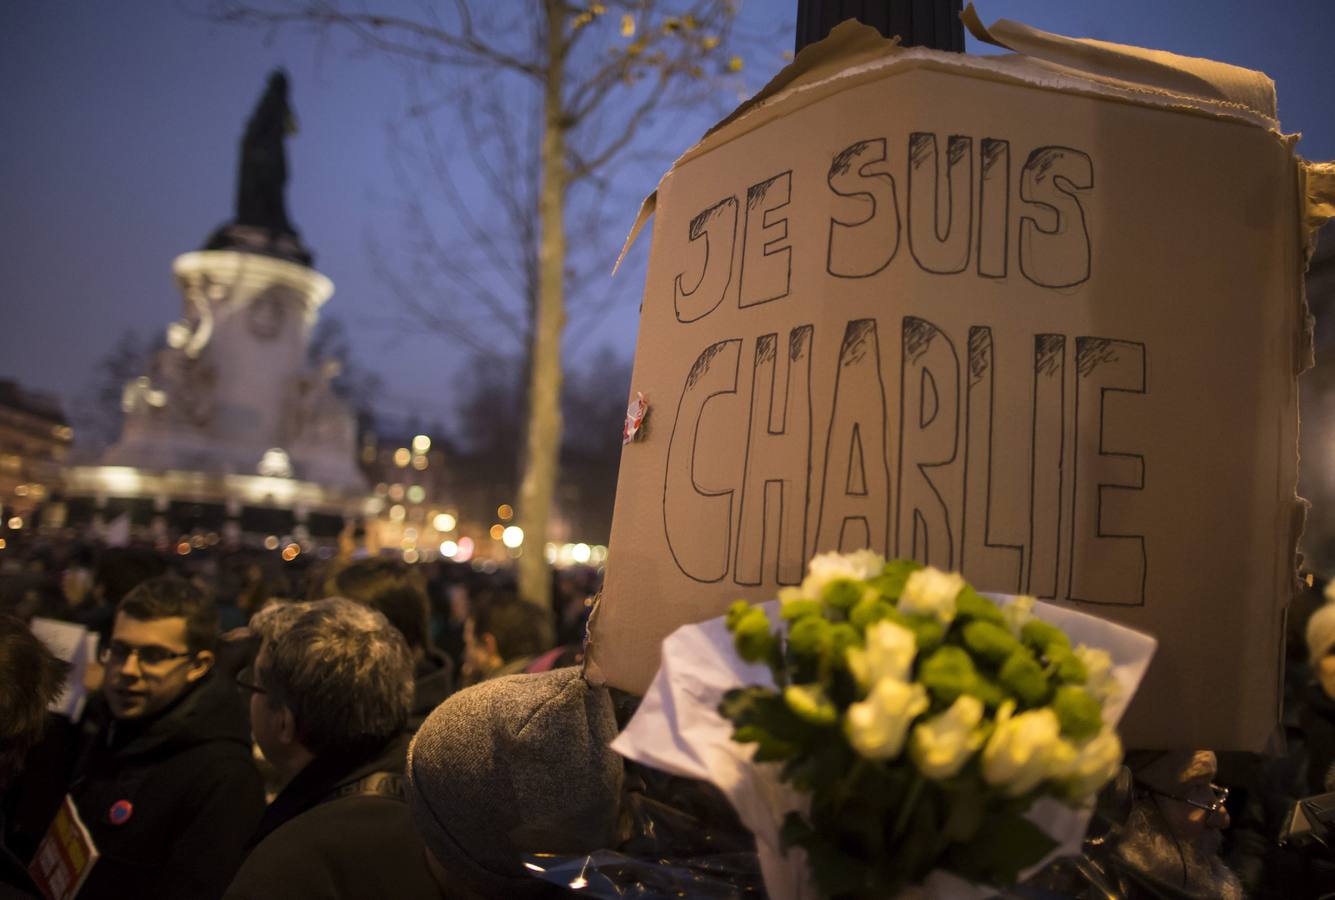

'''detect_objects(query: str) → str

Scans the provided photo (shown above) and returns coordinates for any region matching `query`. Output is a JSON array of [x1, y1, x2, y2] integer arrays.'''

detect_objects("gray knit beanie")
[[406, 668, 623, 898]]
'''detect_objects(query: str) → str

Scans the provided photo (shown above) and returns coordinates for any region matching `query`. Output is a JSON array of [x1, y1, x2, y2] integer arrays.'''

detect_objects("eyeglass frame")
[[99, 640, 194, 669], [1140, 781, 1229, 815]]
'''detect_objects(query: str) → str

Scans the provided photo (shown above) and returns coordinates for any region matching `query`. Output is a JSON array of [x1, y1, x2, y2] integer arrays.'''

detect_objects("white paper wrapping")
[[611, 596, 1157, 900]]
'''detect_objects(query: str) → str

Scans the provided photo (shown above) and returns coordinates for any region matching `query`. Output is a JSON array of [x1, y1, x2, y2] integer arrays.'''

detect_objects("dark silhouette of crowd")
[[0, 539, 600, 899], [6, 536, 1335, 898]]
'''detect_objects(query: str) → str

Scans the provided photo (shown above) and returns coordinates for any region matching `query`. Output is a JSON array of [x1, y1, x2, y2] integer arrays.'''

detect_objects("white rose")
[[909, 695, 986, 779], [898, 567, 965, 625], [981, 701, 1064, 796], [800, 549, 886, 599], [844, 677, 929, 760], [1003, 594, 1036, 637], [846, 620, 917, 690], [1075, 644, 1119, 705], [1056, 726, 1124, 803]]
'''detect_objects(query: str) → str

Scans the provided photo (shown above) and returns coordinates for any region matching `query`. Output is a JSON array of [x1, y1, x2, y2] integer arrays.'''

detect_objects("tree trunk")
[[515, 0, 566, 630]]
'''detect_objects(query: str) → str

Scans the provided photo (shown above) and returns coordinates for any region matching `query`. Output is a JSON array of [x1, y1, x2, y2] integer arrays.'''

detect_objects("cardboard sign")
[[590, 20, 1321, 750], [28, 795, 99, 900]]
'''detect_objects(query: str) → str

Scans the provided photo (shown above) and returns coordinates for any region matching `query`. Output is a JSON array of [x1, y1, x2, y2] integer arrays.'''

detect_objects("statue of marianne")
[[235, 69, 298, 235]]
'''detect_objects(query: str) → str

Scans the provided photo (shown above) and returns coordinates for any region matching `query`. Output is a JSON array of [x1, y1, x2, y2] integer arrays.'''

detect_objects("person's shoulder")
[[228, 795, 432, 898]]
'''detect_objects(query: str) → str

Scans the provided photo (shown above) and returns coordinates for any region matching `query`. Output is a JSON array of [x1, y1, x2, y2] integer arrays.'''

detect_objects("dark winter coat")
[[0, 810, 39, 900], [223, 734, 442, 900], [70, 673, 265, 900], [409, 652, 455, 731], [1300, 681, 1335, 795]]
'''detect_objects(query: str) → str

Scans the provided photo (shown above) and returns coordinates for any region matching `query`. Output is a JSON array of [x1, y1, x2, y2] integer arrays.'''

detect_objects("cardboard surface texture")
[[591, 16, 1324, 750]]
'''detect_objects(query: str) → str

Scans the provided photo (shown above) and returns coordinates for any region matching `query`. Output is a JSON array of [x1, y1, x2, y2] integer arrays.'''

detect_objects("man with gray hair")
[[223, 598, 442, 899]]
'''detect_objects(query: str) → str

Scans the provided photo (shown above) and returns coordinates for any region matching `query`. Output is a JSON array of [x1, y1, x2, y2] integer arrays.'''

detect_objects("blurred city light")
[[407, 485, 425, 504], [489, 523, 505, 540], [455, 536, 475, 563], [502, 525, 524, 548], [6, 517, 21, 530], [572, 542, 591, 564], [393, 447, 411, 467], [439, 539, 458, 558], [389, 504, 406, 522], [263, 535, 280, 550], [497, 503, 514, 521], [412, 434, 431, 453], [433, 512, 456, 532]]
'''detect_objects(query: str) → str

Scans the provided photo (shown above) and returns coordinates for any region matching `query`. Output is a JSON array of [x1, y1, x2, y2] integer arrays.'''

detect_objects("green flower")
[[999, 648, 1052, 708], [828, 623, 861, 659], [962, 621, 1020, 666], [902, 615, 945, 654], [972, 672, 1007, 709], [725, 599, 752, 632], [787, 615, 831, 659], [821, 578, 864, 611], [849, 595, 899, 631], [955, 585, 1006, 625], [1021, 619, 1070, 658], [919, 646, 978, 705], [1048, 647, 1088, 685], [866, 558, 923, 600], [733, 607, 776, 663], [1052, 685, 1103, 741], [785, 683, 838, 726], [780, 598, 823, 622]]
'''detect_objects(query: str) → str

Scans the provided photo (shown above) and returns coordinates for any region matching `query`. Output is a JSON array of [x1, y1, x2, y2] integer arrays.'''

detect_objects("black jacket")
[[1301, 682, 1335, 795], [410, 652, 455, 731], [223, 734, 442, 900], [70, 673, 265, 900], [0, 810, 39, 900]]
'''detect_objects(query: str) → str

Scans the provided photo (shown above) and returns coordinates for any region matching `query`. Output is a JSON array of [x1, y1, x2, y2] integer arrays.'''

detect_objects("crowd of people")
[[4, 538, 1335, 898]]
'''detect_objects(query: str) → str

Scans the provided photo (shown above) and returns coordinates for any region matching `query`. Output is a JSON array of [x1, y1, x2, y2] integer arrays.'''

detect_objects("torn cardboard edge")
[[960, 4, 1277, 121], [614, 10, 1301, 276]]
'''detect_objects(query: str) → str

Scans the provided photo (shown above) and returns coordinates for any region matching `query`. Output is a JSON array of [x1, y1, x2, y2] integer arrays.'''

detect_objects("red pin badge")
[[108, 799, 133, 826]]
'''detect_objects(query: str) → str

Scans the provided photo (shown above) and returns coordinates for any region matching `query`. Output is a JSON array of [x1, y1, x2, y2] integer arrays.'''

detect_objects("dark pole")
[[795, 0, 964, 54]]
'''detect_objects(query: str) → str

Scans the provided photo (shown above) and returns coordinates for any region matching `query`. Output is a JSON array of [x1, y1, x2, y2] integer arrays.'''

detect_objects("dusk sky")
[[2, 0, 1331, 444]]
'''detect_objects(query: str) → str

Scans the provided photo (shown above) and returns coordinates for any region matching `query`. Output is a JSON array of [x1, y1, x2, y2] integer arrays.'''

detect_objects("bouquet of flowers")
[[611, 550, 1156, 900], [718, 552, 1132, 897]]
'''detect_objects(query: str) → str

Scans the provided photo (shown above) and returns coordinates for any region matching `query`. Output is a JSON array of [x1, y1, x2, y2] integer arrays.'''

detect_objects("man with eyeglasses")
[[63, 575, 265, 900], [222, 598, 442, 900]]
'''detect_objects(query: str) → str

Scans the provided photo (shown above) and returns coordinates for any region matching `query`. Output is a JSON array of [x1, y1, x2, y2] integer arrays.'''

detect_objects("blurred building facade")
[[0, 379, 72, 535]]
